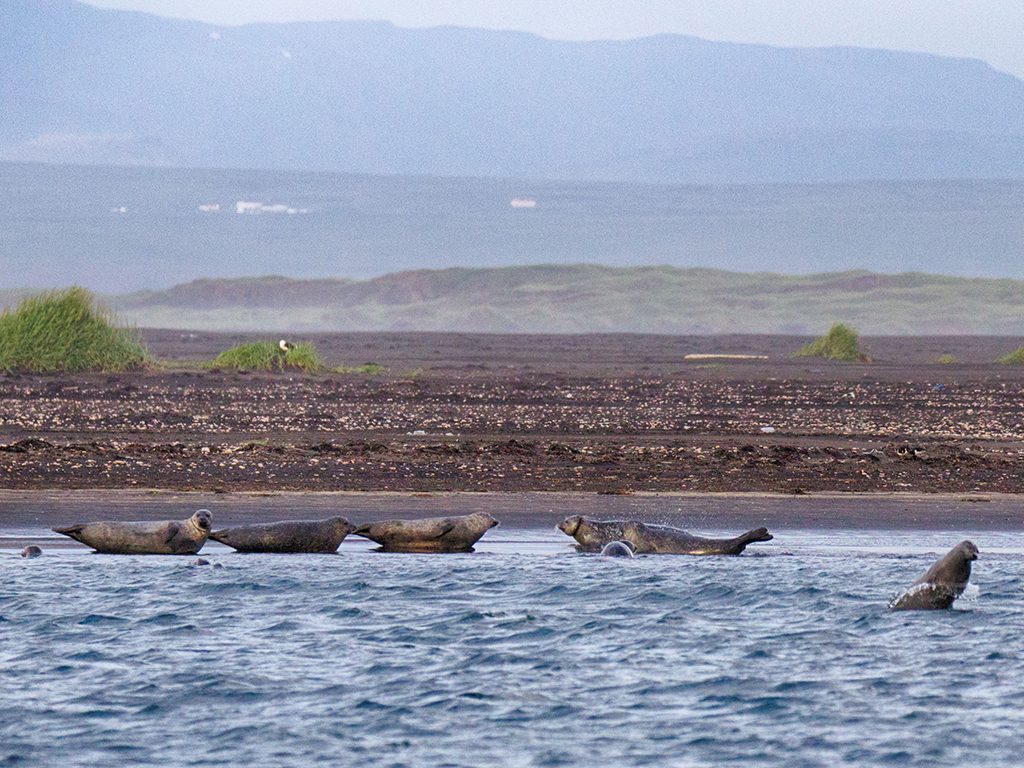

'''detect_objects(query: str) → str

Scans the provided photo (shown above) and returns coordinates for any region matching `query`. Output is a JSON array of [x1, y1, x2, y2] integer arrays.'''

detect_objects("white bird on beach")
[[277, 339, 293, 370]]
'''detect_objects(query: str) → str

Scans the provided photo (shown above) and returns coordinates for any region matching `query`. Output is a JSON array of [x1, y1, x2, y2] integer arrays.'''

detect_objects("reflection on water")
[[1, 528, 1022, 767]]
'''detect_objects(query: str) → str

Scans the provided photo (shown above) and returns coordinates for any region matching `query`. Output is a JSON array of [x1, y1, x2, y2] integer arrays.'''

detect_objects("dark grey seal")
[[353, 512, 498, 553], [52, 509, 212, 555], [21, 545, 42, 558], [600, 541, 635, 558], [209, 517, 355, 553], [890, 540, 979, 611], [558, 515, 772, 555]]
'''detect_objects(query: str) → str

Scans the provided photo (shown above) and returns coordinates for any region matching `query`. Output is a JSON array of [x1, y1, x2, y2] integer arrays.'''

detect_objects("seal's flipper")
[[728, 527, 773, 554], [163, 522, 182, 546], [431, 524, 456, 540]]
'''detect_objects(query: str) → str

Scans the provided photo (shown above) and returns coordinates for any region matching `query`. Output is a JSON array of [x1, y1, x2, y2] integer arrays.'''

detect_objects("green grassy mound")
[[795, 323, 869, 362], [209, 340, 325, 372], [0, 287, 148, 373], [998, 347, 1024, 365]]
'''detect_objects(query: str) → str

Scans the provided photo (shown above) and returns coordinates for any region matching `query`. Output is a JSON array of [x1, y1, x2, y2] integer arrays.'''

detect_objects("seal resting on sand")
[[600, 541, 635, 558], [209, 517, 355, 553], [353, 512, 498, 553], [21, 545, 42, 558], [557, 515, 772, 555], [52, 509, 212, 555], [889, 540, 978, 611]]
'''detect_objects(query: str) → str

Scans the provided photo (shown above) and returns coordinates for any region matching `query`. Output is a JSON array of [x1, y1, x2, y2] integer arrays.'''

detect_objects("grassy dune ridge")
[[3, 266, 1024, 335]]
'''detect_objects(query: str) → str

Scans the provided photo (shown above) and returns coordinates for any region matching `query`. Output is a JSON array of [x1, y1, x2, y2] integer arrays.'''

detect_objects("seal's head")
[[191, 509, 213, 532], [557, 515, 583, 537], [469, 513, 499, 531], [21, 545, 42, 559], [957, 540, 979, 562], [600, 541, 635, 558], [329, 516, 357, 536]]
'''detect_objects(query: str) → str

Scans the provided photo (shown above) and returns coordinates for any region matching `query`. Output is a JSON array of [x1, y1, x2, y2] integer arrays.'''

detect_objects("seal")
[[209, 517, 355, 553], [353, 512, 498, 553], [21, 545, 42, 558], [600, 541, 635, 558], [557, 515, 772, 555], [889, 540, 978, 611], [52, 509, 212, 555]]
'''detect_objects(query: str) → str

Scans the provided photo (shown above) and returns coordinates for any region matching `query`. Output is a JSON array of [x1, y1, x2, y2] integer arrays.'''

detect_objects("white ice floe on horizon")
[[235, 201, 310, 215], [110, 206, 127, 214], [198, 203, 220, 212], [510, 198, 537, 209]]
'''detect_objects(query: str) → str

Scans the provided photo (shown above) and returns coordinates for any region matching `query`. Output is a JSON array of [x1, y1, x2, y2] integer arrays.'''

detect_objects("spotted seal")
[[558, 515, 772, 555], [53, 509, 212, 555], [353, 512, 498, 553], [20, 545, 42, 558], [209, 517, 355, 553], [889, 540, 978, 611]]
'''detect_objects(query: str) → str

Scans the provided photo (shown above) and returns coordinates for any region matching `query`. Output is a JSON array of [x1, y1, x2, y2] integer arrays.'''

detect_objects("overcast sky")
[[82, 1, 1024, 80]]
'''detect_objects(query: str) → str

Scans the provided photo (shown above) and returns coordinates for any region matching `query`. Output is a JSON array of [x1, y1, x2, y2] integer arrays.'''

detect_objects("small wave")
[[77, 613, 127, 626]]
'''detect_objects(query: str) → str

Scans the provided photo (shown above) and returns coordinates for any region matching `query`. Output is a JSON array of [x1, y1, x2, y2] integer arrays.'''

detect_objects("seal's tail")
[[52, 525, 85, 542], [732, 527, 773, 553]]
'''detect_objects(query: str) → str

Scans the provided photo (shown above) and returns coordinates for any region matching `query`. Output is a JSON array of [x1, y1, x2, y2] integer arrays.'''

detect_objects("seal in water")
[[600, 541, 635, 558], [21, 545, 42, 558], [209, 517, 355, 553], [889, 540, 979, 611], [52, 509, 212, 555], [353, 512, 498, 553], [557, 515, 772, 555]]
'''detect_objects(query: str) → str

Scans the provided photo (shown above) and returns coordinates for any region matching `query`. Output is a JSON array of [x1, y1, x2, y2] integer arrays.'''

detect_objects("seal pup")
[[890, 540, 979, 611], [53, 509, 212, 555], [558, 515, 772, 555], [21, 545, 42, 558], [209, 517, 355, 553], [600, 541, 635, 558], [353, 512, 498, 553]]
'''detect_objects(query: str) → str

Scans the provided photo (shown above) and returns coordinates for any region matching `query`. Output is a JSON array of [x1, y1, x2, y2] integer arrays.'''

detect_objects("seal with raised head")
[[21, 545, 42, 558], [558, 515, 772, 555], [353, 512, 498, 553], [209, 517, 355, 553], [600, 540, 635, 558], [52, 509, 212, 555], [889, 540, 979, 611]]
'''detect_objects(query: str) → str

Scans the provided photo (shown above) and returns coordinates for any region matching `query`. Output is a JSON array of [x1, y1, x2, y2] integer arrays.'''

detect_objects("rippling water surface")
[[2, 528, 1023, 767]]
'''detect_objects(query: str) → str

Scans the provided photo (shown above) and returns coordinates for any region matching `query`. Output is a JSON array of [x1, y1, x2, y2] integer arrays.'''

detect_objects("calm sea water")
[[2, 528, 1022, 767]]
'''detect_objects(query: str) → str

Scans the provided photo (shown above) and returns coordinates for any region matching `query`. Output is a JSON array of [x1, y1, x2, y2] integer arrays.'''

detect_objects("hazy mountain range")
[[3, 0, 1024, 182], [3, 266, 1023, 336]]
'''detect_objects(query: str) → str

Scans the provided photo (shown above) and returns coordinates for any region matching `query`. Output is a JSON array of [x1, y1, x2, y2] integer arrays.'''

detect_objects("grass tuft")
[[209, 341, 325, 372], [937, 353, 957, 364], [0, 287, 148, 373], [795, 323, 869, 362], [998, 347, 1024, 365]]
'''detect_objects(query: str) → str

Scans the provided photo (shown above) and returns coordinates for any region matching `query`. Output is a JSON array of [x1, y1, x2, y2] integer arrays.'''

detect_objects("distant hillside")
[[2, 0, 1024, 182], [2, 163, 1023, 291], [4, 266, 1021, 335]]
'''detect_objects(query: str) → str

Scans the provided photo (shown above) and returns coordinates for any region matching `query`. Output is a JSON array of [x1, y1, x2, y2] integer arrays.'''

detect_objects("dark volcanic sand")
[[2, 331, 1024, 494]]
